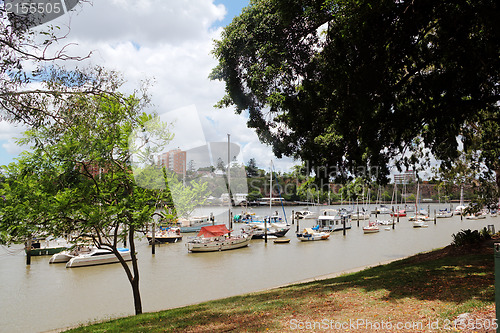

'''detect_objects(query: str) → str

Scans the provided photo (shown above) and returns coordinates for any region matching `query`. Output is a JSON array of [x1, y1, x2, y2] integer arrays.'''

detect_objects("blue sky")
[[214, 0, 249, 27]]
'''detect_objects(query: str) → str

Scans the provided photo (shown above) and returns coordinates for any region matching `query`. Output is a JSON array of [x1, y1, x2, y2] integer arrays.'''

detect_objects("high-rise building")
[[394, 170, 416, 184], [158, 149, 186, 175]]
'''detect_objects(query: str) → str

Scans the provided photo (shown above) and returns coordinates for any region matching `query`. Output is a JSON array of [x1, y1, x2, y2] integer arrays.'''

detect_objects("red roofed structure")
[[197, 225, 230, 238]]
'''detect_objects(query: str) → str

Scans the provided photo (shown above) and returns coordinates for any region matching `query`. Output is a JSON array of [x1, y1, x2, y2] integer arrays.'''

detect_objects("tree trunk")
[[112, 225, 142, 315], [496, 168, 500, 204], [496, 168, 500, 191], [128, 225, 142, 315]]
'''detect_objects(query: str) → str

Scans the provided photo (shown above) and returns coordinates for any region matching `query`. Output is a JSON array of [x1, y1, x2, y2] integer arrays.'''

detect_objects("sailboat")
[[352, 186, 370, 220], [363, 221, 380, 233], [436, 208, 453, 218], [371, 186, 391, 214], [454, 186, 467, 215], [411, 183, 429, 228], [389, 183, 407, 217], [186, 225, 251, 252]]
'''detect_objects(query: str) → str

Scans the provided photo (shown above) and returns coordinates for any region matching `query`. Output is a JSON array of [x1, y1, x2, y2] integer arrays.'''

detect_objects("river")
[[0, 204, 498, 333]]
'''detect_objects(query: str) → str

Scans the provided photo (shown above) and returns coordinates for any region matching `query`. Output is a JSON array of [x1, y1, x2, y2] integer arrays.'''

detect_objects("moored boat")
[[465, 213, 487, 220], [49, 245, 93, 264], [390, 210, 407, 217], [295, 209, 318, 220], [273, 238, 290, 244], [26, 237, 69, 256], [314, 209, 352, 232], [296, 228, 330, 241], [413, 219, 428, 228], [178, 216, 213, 233], [242, 223, 290, 239], [187, 225, 251, 252], [147, 227, 182, 244], [65, 248, 131, 268], [371, 205, 391, 215], [363, 222, 379, 234], [436, 209, 453, 218], [351, 210, 370, 220]]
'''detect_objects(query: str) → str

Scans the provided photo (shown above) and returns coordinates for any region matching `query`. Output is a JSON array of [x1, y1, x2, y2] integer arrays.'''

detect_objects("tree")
[[163, 169, 210, 218], [1, 89, 172, 315], [211, 0, 499, 188], [0, 2, 102, 126], [245, 158, 259, 178]]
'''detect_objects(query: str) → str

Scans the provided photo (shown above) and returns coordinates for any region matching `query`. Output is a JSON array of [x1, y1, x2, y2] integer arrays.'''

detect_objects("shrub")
[[451, 228, 491, 248]]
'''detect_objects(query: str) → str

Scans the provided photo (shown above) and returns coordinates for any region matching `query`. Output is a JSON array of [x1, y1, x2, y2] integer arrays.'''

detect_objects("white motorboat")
[[454, 205, 467, 215], [178, 216, 213, 233], [315, 209, 352, 232], [371, 205, 391, 215], [241, 223, 290, 239], [351, 211, 370, 220], [465, 213, 487, 220], [187, 225, 251, 252], [413, 220, 428, 228], [65, 248, 131, 268], [295, 209, 318, 220], [296, 228, 330, 241], [436, 209, 453, 218], [147, 227, 182, 244], [49, 245, 93, 264]]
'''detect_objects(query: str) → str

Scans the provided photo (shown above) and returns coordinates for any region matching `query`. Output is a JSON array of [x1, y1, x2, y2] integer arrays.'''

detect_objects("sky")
[[0, 0, 300, 173]]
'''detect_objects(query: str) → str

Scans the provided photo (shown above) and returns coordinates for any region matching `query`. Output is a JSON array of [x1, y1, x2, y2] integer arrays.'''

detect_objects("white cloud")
[[1, 0, 299, 172], [55, 0, 226, 46], [0, 122, 28, 155]]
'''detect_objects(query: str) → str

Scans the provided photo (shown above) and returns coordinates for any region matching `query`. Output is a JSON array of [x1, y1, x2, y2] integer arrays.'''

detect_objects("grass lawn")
[[64, 241, 496, 332]]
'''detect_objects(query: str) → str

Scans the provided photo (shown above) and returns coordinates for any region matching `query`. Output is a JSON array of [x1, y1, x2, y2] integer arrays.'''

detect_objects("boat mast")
[[460, 185, 464, 207], [415, 182, 419, 214], [266, 160, 272, 243], [227, 134, 231, 230]]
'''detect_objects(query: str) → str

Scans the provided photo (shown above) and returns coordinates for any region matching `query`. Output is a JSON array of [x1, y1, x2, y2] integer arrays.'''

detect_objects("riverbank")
[[62, 238, 496, 333]]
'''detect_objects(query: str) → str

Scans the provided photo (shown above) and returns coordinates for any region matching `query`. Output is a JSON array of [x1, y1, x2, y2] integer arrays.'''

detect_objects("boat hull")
[[49, 251, 74, 263], [66, 249, 131, 268], [147, 236, 182, 244], [179, 223, 213, 233], [296, 233, 330, 241], [187, 236, 251, 252], [250, 228, 289, 239], [465, 215, 486, 220], [27, 247, 66, 256]]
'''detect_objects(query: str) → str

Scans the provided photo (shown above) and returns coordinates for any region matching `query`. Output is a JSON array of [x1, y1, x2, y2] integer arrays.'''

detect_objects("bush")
[[451, 228, 491, 248]]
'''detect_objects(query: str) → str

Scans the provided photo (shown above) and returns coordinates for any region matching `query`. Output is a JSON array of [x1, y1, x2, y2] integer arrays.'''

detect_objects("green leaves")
[[212, 0, 499, 186]]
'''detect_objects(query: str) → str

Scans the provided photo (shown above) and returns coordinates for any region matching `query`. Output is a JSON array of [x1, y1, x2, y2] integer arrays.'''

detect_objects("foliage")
[[451, 228, 492, 248], [245, 158, 259, 178], [0, 3, 104, 127], [247, 190, 263, 202], [164, 170, 210, 218], [211, 0, 499, 185], [0, 84, 172, 315]]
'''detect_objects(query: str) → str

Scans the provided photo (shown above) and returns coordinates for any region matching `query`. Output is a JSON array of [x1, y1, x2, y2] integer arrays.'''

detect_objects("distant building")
[[220, 193, 248, 205], [158, 149, 187, 175], [80, 161, 108, 178], [394, 171, 416, 185]]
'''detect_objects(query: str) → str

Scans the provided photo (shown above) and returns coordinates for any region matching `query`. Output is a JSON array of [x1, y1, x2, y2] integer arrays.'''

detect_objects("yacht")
[[65, 248, 131, 268]]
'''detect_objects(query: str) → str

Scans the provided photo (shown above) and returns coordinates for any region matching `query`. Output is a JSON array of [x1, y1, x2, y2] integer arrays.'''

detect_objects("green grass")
[[64, 246, 495, 332]]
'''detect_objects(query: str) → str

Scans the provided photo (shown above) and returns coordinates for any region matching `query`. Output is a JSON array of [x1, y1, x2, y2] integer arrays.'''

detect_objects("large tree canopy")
[[211, 0, 499, 186]]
